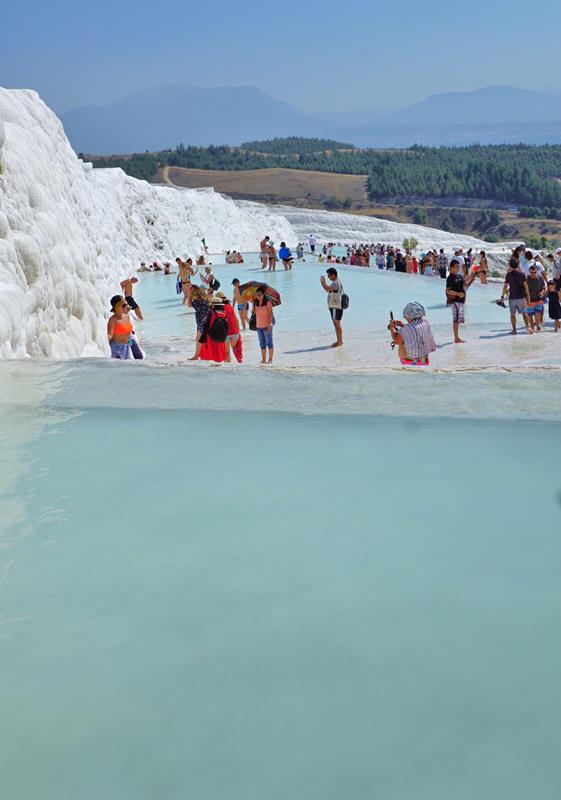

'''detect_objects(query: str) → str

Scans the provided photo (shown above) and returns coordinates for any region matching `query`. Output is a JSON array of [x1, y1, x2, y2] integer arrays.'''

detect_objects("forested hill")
[[240, 137, 354, 154], [367, 145, 561, 211], [91, 140, 561, 215]]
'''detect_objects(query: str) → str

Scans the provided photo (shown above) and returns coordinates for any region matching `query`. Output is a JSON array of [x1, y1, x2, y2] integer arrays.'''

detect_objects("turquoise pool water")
[[1, 259, 561, 799], [132, 253, 561, 371], [134, 252, 507, 343]]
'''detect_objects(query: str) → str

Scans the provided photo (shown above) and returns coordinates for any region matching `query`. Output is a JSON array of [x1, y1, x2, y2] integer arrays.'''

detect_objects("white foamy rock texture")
[[0, 89, 295, 358], [264, 204, 487, 249], [260, 203, 512, 272]]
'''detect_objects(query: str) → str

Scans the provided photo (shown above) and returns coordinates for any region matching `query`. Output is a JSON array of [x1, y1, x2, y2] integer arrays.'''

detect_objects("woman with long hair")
[[253, 286, 274, 364], [188, 285, 211, 361]]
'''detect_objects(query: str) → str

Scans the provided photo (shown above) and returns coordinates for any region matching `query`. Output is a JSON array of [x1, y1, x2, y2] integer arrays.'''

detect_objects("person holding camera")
[[320, 267, 344, 348], [389, 302, 436, 366]]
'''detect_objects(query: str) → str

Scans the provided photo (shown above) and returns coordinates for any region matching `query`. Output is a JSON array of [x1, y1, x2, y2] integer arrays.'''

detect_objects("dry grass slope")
[[155, 166, 368, 203]]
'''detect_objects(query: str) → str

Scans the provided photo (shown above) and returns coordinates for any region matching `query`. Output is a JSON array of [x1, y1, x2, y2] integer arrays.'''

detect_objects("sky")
[[2, 0, 561, 113]]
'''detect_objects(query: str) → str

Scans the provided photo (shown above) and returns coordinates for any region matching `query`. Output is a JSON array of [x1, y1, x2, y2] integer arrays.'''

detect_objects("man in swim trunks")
[[120, 276, 143, 320], [232, 278, 249, 330]]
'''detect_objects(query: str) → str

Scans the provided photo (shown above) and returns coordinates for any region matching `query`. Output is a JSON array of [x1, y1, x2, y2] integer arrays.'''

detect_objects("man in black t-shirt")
[[501, 259, 531, 335], [446, 259, 474, 343]]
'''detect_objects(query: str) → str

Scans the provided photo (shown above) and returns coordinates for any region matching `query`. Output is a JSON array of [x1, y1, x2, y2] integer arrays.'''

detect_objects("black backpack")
[[208, 313, 228, 342], [211, 278, 221, 291], [340, 283, 350, 310]]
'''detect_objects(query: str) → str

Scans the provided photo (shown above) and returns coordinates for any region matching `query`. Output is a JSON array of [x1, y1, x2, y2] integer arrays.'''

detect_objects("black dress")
[[548, 290, 561, 320]]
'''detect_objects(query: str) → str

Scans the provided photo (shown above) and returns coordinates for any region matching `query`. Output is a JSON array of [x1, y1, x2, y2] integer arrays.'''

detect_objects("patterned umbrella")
[[239, 281, 282, 307]]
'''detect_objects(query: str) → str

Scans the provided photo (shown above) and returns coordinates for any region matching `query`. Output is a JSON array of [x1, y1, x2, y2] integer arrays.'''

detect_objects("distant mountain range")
[[60, 84, 561, 155]]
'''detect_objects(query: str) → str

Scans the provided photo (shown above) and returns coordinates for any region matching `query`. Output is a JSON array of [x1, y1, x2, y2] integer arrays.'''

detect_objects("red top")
[[224, 303, 239, 335]]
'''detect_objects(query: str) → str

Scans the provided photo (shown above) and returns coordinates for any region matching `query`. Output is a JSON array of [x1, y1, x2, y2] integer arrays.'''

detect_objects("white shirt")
[[522, 260, 544, 276], [327, 279, 342, 309]]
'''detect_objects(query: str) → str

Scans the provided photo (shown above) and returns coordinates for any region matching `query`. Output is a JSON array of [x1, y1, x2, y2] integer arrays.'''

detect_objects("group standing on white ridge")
[[107, 235, 561, 366]]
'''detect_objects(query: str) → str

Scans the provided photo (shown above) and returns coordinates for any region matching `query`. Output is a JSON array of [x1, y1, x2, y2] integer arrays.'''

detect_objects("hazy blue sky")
[[3, 0, 560, 112]]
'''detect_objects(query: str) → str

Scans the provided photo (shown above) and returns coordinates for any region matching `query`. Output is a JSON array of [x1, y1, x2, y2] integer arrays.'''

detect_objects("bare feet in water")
[[331, 342, 343, 348], [454, 338, 465, 344]]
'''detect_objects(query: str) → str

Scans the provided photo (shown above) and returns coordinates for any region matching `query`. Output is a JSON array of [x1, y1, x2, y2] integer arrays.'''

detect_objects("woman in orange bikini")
[[107, 295, 134, 359]]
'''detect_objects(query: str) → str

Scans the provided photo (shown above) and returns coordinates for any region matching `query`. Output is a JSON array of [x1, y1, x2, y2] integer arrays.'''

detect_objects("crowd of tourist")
[[313, 241, 492, 283], [106, 236, 561, 366]]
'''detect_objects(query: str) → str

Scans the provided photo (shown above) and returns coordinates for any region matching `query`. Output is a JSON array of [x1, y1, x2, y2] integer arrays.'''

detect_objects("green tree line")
[[91, 141, 561, 215], [240, 137, 354, 154], [367, 144, 561, 212]]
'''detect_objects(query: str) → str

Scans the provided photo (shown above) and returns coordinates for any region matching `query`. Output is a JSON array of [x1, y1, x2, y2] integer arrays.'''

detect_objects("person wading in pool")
[[253, 286, 274, 364], [107, 296, 134, 359], [259, 236, 270, 270], [500, 258, 532, 335], [446, 258, 475, 344], [320, 267, 344, 348], [188, 285, 211, 360], [231, 278, 249, 330], [176, 257, 197, 305], [120, 276, 143, 320]]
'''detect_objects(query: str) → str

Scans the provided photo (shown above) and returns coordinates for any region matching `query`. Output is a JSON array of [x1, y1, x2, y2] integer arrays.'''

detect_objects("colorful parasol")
[[239, 281, 282, 307]]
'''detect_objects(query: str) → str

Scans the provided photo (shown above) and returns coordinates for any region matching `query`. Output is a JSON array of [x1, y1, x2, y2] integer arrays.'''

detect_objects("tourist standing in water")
[[120, 276, 143, 320], [554, 249, 561, 290], [201, 266, 219, 297], [279, 242, 294, 270], [188, 285, 211, 360], [437, 249, 449, 279], [253, 287, 274, 364], [176, 257, 197, 305], [525, 264, 547, 331], [547, 279, 561, 331], [260, 236, 270, 270], [446, 258, 474, 343], [216, 293, 242, 363], [478, 250, 488, 285], [500, 258, 532, 335], [267, 241, 277, 272], [320, 267, 344, 348], [107, 296, 134, 359], [231, 278, 249, 330], [389, 302, 436, 366]]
